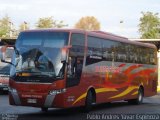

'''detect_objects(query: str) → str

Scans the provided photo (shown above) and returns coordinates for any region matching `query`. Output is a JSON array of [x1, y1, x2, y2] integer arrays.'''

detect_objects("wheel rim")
[[138, 90, 143, 102]]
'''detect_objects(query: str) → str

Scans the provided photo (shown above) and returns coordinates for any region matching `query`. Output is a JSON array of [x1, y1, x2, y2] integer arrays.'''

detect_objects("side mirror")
[[61, 45, 72, 62], [0, 45, 14, 65]]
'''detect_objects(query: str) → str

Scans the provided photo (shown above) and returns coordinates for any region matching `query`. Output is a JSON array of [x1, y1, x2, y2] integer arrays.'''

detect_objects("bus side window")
[[102, 40, 115, 61], [149, 49, 156, 65], [86, 36, 102, 65]]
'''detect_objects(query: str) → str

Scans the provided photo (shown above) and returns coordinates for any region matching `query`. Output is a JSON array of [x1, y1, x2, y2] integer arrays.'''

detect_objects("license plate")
[[27, 99, 37, 103]]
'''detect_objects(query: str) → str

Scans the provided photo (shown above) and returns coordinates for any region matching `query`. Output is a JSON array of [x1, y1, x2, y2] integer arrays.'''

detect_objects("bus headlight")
[[49, 88, 66, 95]]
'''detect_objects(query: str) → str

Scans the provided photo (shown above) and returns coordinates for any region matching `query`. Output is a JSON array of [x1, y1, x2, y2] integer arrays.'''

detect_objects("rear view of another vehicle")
[[0, 67, 10, 92], [0, 47, 13, 93]]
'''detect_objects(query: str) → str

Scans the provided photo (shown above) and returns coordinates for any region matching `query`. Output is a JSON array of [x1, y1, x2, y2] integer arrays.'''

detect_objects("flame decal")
[[72, 93, 87, 105], [72, 88, 117, 105], [123, 64, 143, 74], [132, 91, 138, 95], [95, 88, 117, 93], [96, 64, 156, 89], [109, 86, 139, 99], [73, 64, 156, 105]]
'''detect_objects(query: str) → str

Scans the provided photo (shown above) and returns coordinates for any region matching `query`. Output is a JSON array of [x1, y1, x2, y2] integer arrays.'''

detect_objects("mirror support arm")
[[1, 59, 15, 66]]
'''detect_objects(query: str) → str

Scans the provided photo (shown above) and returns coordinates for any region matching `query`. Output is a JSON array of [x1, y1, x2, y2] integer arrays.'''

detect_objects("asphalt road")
[[0, 93, 160, 120]]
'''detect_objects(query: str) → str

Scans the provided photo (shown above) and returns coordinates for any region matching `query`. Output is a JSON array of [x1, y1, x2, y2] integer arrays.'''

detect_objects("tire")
[[137, 88, 144, 104], [41, 107, 48, 112], [84, 91, 93, 112], [128, 88, 143, 105]]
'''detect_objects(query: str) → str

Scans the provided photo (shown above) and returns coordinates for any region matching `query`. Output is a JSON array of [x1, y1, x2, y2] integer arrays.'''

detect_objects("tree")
[[139, 12, 160, 39], [75, 16, 101, 30], [19, 21, 29, 31], [36, 16, 67, 28], [0, 15, 12, 38]]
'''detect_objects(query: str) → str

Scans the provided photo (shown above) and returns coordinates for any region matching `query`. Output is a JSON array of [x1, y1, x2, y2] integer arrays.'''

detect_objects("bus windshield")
[[10, 31, 69, 79]]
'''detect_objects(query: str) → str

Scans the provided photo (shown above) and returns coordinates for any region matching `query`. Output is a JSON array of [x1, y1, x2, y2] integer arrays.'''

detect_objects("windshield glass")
[[10, 31, 69, 80]]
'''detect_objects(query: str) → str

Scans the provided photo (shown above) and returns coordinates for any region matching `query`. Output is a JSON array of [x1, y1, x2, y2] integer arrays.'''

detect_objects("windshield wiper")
[[30, 74, 54, 77], [16, 71, 55, 77]]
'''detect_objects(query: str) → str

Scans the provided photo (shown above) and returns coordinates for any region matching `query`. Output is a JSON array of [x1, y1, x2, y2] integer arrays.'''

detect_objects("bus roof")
[[23, 28, 156, 49]]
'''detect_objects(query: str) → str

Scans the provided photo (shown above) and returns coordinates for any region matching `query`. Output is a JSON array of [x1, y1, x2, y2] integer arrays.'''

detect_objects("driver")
[[22, 57, 35, 70], [37, 51, 50, 70]]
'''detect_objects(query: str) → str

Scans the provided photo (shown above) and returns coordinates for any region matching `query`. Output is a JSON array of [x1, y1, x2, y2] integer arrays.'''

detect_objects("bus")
[[1, 29, 157, 112]]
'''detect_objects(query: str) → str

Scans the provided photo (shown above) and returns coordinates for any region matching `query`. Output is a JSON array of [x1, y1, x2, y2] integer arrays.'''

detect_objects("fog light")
[[49, 88, 66, 95]]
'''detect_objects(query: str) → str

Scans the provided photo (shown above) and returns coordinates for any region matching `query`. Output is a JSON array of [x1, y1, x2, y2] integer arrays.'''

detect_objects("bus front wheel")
[[84, 90, 93, 112]]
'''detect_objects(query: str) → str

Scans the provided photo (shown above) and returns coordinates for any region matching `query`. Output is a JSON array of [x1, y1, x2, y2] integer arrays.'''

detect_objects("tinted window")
[[116, 42, 127, 62], [88, 36, 102, 57], [86, 36, 102, 65], [70, 33, 85, 57], [102, 39, 117, 61], [85, 35, 156, 65], [149, 48, 156, 64]]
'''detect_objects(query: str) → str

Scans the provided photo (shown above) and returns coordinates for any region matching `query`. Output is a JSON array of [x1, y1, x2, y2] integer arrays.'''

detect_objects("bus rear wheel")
[[128, 87, 143, 105], [41, 107, 48, 112]]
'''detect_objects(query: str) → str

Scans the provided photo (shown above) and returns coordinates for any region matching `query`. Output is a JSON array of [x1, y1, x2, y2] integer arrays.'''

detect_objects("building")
[[0, 38, 16, 46]]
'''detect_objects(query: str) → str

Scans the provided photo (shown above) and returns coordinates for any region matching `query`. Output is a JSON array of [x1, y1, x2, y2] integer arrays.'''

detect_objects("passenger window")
[[86, 36, 102, 65], [149, 49, 156, 65], [102, 39, 116, 61]]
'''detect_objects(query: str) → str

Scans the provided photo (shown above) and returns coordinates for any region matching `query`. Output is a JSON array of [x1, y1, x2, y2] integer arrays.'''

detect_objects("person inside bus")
[[67, 57, 77, 77], [37, 51, 52, 71], [22, 57, 35, 70], [67, 57, 72, 77], [75, 58, 83, 78], [22, 50, 37, 70]]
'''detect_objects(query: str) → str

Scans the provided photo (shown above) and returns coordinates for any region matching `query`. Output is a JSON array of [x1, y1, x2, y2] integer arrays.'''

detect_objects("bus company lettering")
[[95, 66, 121, 73], [90, 55, 102, 59], [21, 94, 42, 98]]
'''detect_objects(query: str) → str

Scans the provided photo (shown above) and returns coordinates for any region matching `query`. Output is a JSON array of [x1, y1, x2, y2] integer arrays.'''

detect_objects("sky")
[[0, 0, 160, 38]]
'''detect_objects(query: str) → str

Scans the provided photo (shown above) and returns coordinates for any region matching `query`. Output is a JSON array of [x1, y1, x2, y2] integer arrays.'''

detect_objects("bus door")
[[66, 33, 85, 87]]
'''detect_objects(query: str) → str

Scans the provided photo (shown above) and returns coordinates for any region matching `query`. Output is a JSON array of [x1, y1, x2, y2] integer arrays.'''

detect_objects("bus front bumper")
[[9, 88, 66, 108]]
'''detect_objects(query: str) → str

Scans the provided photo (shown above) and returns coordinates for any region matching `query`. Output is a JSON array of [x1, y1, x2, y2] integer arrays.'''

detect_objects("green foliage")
[[75, 16, 101, 30], [36, 16, 68, 28], [0, 15, 68, 38], [0, 15, 11, 38], [139, 12, 160, 39]]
